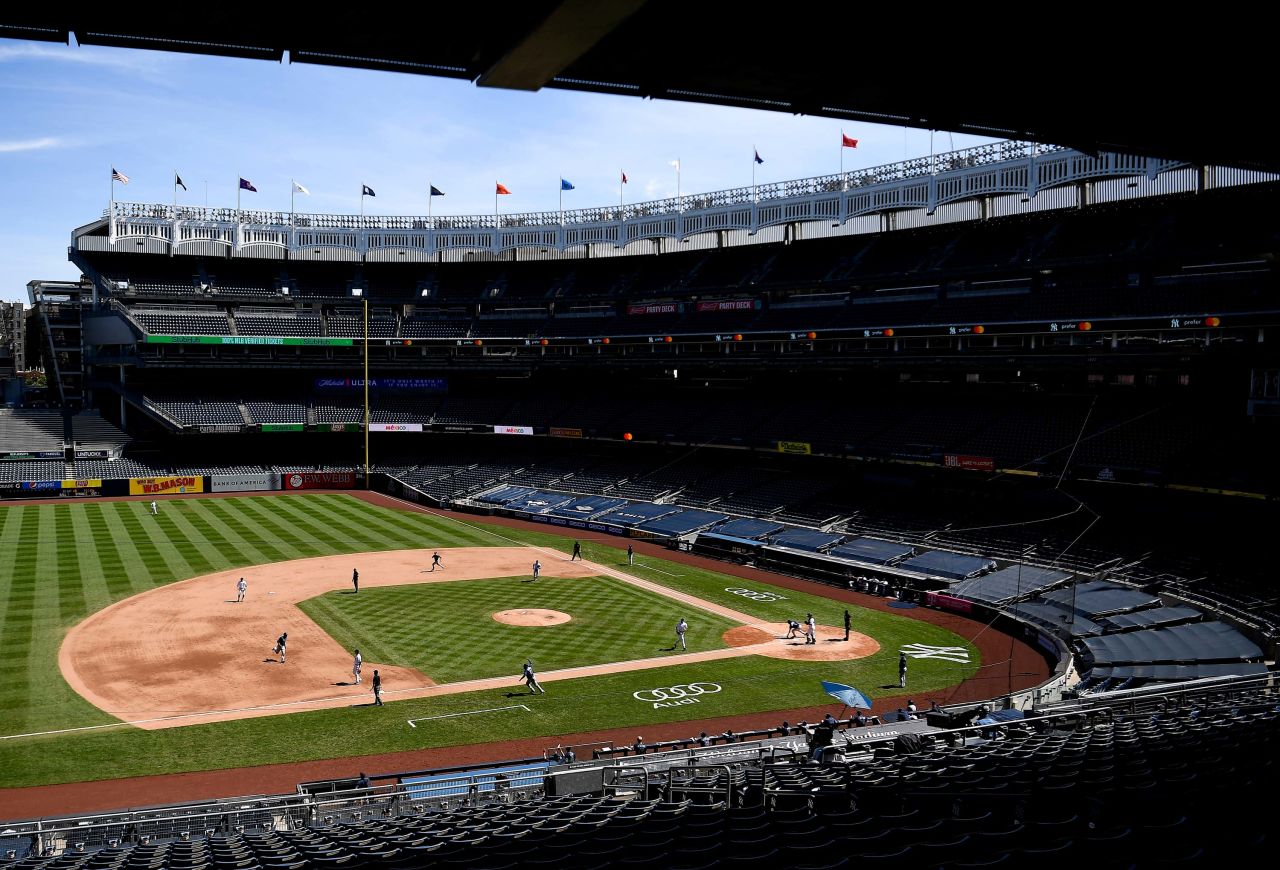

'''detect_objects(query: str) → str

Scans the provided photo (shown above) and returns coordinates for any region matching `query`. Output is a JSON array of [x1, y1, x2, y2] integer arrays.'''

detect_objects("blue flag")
[[239, 177, 256, 192], [754, 149, 764, 165], [362, 185, 376, 197], [560, 178, 575, 191], [429, 186, 445, 197]]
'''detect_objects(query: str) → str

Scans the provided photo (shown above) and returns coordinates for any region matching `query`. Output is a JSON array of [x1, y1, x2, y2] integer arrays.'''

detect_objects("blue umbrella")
[[821, 681, 874, 712]]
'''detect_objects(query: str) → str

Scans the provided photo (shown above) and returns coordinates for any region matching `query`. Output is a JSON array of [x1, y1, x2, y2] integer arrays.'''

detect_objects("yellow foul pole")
[[363, 297, 370, 488]]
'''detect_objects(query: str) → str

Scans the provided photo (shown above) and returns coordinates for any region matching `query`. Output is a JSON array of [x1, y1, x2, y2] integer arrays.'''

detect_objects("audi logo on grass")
[[725, 586, 787, 602], [633, 682, 723, 709]]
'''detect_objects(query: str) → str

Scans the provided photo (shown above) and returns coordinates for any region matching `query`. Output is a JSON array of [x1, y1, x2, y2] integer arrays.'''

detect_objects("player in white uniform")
[[532, 560, 541, 581], [236, 577, 247, 603], [150, 501, 158, 516], [805, 613, 817, 645], [352, 649, 362, 684], [675, 618, 688, 650]]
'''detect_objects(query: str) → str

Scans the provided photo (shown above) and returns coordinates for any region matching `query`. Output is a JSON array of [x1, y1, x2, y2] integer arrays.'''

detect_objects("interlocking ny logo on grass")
[[900, 643, 971, 663], [633, 682, 723, 709], [724, 586, 788, 602]]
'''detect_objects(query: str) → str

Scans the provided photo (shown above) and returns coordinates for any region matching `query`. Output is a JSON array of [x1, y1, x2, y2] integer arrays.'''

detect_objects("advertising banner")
[[199, 424, 243, 434], [433, 423, 491, 433], [145, 335, 353, 347], [128, 476, 204, 495], [60, 479, 102, 489], [210, 473, 281, 493], [777, 441, 813, 455], [261, 423, 305, 433], [72, 450, 110, 460], [315, 377, 447, 391], [550, 427, 583, 438], [925, 592, 974, 614], [0, 451, 63, 460], [283, 471, 357, 490], [943, 454, 995, 472], [369, 423, 424, 432], [695, 299, 757, 312], [325, 423, 363, 433], [20, 480, 61, 491], [626, 303, 681, 316], [493, 425, 533, 435]]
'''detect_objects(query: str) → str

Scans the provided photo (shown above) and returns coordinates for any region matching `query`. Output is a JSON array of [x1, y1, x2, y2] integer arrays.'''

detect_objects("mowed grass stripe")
[[115, 502, 192, 582], [82, 504, 132, 600], [0, 508, 34, 669], [97, 503, 165, 592], [187, 498, 291, 566], [281, 498, 390, 553], [52, 506, 89, 623], [68, 505, 113, 617], [233, 497, 335, 558], [152, 505, 227, 575], [171, 500, 262, 570], [200, 500, 294, 564], [304, 495, 433, 551], [325, 493, 493, 549]]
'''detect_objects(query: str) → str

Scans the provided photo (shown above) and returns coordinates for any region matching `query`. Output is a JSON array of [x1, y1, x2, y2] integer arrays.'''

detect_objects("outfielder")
[[150, 500, 158, 516], [352, 649, 362, 684], [236, 577, 247, 603], [521, 660, 544, 694], [352, 568, 359, 594], [273, 632, 288, 663], [675, 618, 688, 651], [627, 544, 634, 566]]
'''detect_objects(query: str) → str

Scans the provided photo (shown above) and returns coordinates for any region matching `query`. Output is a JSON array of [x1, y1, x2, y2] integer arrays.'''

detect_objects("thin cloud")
[[0, 42, 171, 75], [0, 137, 63, 153]]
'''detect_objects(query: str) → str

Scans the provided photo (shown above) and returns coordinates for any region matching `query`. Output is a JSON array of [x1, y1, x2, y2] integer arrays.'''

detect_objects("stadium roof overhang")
[[4, 4, 1274, 171]]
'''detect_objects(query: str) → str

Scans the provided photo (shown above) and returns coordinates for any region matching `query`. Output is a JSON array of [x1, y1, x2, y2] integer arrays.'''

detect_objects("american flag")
[[111, 167, 129, 184]]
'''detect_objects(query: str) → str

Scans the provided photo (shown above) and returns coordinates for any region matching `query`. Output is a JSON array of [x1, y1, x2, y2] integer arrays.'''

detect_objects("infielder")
[[532, 560, 541, 581], [430, 552, 444, 571], [521, 660, 544, 694], [805, 613, 817, 645], [571, 541, 582, 561], [352, 649, 362, 684], [675, 618, 688, 651], [372, 670, 383, 706], [352, 568, 359, 594], [236, 577, 247, 603], [274, 632, 288, 663]]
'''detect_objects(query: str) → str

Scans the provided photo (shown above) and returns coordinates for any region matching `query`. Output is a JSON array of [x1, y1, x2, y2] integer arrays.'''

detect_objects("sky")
[[0, 38, 998, 303]]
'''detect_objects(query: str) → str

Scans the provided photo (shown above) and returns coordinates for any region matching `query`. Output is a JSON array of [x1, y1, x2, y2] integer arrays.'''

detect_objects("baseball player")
[[627, 544, 634, 566], [532, 560, 541, 581], [430, 551, 444, 571], [236, 577, 247, 603], [805, 613, 817, 645], [273, 632, 288, 663], [150, 500, 158, 516], [675, 618, 688, 651], [520, 660, 544, 694], [372, 670, 383, 706], [352, 568, 359, 594], [899, 651, 908, 688], [844, 609, 851, 642], [785, 619, 801, 639], [352, 649, 362, 684], [571, 541, 582, 561]]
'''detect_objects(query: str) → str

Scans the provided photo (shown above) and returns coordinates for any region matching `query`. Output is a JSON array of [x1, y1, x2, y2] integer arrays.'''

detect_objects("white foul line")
[[407, 704, 531, 727]]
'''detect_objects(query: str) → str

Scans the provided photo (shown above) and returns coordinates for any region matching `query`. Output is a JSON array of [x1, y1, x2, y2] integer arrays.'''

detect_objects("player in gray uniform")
[[532, 560, 541, 581], [521, 660, 545, 694], [273, 632, 288, 663], [352, 649, 362, 684], [236, 577, 247, 602], [675, 618, 688, 651]]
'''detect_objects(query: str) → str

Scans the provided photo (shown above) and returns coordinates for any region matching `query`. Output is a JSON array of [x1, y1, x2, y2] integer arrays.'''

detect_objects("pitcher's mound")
[[723, 624, 879, 661], [493, 609, 572, 626]]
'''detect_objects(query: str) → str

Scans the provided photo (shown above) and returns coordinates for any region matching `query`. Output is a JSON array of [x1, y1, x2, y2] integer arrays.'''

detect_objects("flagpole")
[[675, 158, 681, 212], [840, 133, 844, 189], [109, 167, 114, 243], [752, 146, 756, 203], [427, 182, 432, 226], [173, 170, 178, 210], [360, 190, 364, 220], [559, 178, 563, 226], [291, 179, 295, 222], [620, 171, 624, 211], [236, 174, 241, 222]]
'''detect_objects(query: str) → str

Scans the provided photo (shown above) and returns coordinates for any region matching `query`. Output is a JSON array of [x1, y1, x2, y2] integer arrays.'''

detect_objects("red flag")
[[621, 171, 628, 184], [841, 133, 859, 148], [496, 182, 511, 195]]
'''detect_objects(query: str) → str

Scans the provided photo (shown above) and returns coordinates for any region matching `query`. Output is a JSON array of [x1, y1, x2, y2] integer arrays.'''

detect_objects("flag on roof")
[[362, 185, 376, 197], [239, 177, 257, 192], [430, 186, 445, 196], [293, 181, 311, 195], [621, 171, 628, 184], [496, 182, 512, 195], [111, 167, 129, 184], [754, 149, 764, 165], [841, 132, 859, 148], [669, 159, 680, 171], [174, 173, 187, 191], [560, 178, 575, 191]]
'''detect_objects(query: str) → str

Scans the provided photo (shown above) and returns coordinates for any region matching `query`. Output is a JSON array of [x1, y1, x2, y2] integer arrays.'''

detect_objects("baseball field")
[[0, 492, 995, 801]]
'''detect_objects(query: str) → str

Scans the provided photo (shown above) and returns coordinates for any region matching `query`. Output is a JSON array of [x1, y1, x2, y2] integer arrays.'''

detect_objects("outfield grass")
[[0, 494, 981, 788], [299, 575, 741, 682]]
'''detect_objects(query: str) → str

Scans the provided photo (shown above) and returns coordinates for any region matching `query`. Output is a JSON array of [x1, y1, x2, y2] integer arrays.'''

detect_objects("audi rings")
[[725, 586, 787, 602], [633, 682, 723, 702]]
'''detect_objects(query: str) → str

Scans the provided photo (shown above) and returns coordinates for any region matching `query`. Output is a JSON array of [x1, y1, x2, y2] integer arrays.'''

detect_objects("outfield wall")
[[0, 471, 360, 499]]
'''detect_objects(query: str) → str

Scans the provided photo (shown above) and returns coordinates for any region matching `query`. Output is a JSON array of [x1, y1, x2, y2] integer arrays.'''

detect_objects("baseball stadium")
[[1, 10, 1277, 868]]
